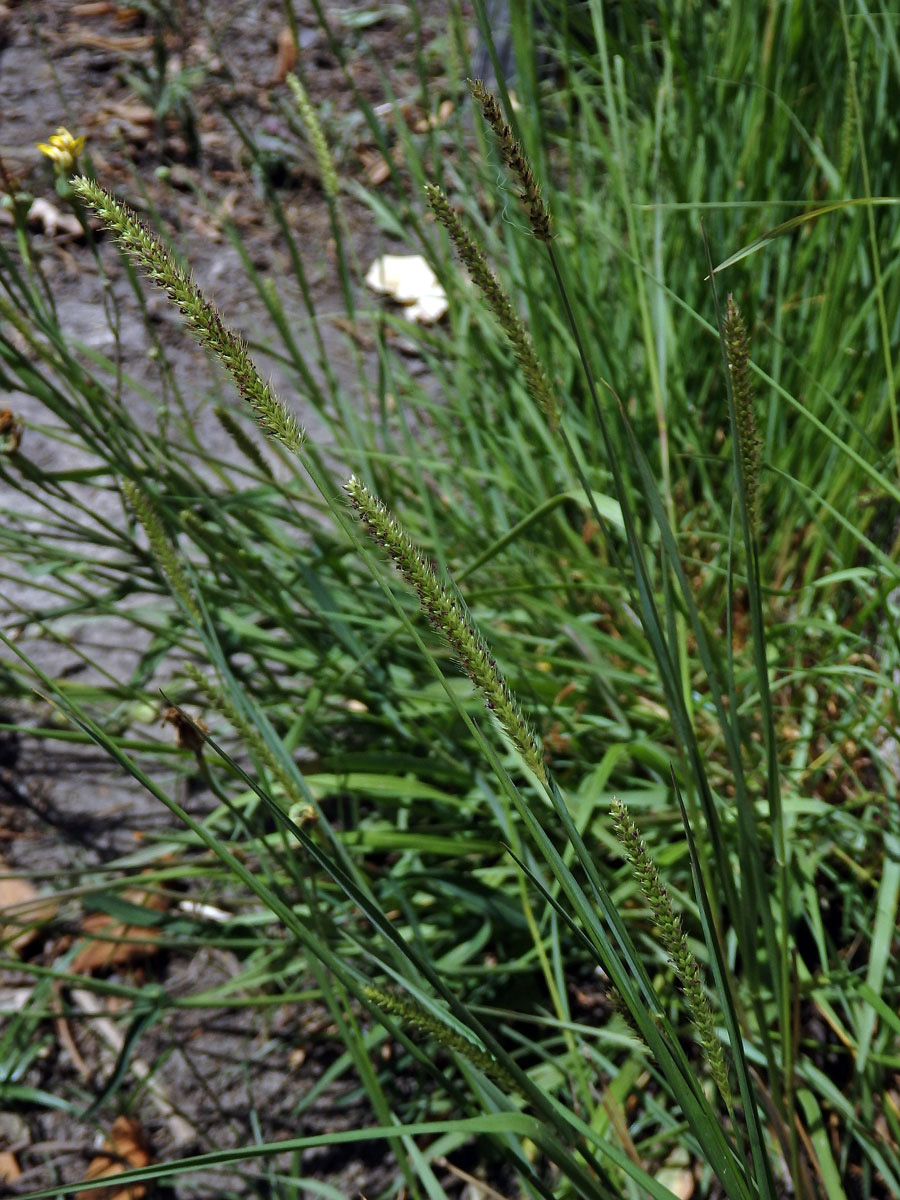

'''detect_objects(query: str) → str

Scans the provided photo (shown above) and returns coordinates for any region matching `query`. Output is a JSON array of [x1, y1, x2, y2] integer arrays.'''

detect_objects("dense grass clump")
[[1, 4, 899, 1198]]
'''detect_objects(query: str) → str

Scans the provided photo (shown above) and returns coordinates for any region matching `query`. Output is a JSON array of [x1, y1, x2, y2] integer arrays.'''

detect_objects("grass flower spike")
[[345, 475, 547, 784], [364, 986, 518, 1092], [37, 127, 86, 173], [469, 79, 551, 243], [612, 797, 732, 1108], [426, 183, 560, 428], [286, 73, 339, 201], [72, 177, 305, 456], [724, 295, 761, 536], [121, 480, 200, 623]]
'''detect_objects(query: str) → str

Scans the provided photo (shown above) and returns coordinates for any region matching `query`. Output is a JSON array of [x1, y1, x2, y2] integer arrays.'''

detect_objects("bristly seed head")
[[72, 177, 305, 457], [425, 183, 560, 428], [468, 79, 552, 244], [286, 73, 339, 201], [121, 479, 200, 623], [611, 796, 732, 1108], [724, 295, 760, 538], [345, 474, 547, 784], [364, 985, 518, 1092]]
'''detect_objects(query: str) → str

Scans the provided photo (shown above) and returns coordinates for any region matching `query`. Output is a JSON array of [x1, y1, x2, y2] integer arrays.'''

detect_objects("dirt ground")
[[0, 2, 480, 1195]]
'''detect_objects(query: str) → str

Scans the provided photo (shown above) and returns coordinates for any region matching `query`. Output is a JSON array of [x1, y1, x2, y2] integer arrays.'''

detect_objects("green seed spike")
[[214, 406, 275, 480], [345, 474, 547, 784], [612, 797, 732, 1109], [724, 295, 761, 537], [72, 177, 306, 456], [426, 182, 560, 429], [286, 73, 339, 201], [364, 986, 519, 1092], [121, 479, 200, 623], [468, 78, 552, 243], [184, 663, 307, 811]]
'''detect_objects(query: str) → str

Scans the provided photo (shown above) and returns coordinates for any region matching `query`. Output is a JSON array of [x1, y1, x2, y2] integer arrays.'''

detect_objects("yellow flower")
[[36, 127, 86, 173]]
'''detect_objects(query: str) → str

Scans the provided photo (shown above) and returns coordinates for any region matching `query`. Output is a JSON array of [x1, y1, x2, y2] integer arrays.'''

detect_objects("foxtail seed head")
[[184, 663, 307, 810], [468, 79, 552, 243], [345, 475, 547, 784], [364, 986, 518, 1092], [121, 480, 200, 623], [724, 295, 760, 537], [425, 183, 559, 428], [286, 73, 339, 201], [611, 797, 732, 1108], [73, 177, 305, 456]]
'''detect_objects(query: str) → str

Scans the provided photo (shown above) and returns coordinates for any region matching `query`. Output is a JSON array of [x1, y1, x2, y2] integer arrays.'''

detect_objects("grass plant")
[[1, 3, 899, 1198]]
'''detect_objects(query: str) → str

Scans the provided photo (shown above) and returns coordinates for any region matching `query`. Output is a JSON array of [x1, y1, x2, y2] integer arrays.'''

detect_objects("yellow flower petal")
[[36, 127, 86, 171]]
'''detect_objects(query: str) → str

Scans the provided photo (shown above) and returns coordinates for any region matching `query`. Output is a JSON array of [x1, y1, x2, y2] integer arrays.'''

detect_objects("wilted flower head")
[[36, 127, 86, 173]]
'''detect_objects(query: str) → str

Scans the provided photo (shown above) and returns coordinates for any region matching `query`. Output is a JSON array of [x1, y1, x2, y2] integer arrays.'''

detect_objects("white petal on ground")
[[365, 253, 448, 323]]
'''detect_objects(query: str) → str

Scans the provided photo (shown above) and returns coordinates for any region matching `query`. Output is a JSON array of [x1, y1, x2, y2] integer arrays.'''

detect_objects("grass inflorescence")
[[468, 78, 552, 243], [72, 176, 306, 455], [426, 181, 560, 427], [345, 472, 547, 784]]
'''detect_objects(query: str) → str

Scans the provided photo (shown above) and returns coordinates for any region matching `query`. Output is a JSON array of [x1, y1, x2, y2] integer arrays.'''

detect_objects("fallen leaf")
[[70, 1, 118, 13], [81, 1116, 151, 1200], [657, 1147, 695, 1200], [97, 101, 156, 126], [0, 1150, 21, 1183], [63, 26, 152, 51], [288, 1046, 306, 1069], [27, 198, 84, 239], [412, 99, 456, 134], [273, 25, 297, 82], [71, 885, 170, 974], [356, 147, 392, 187], [0, 853, 57, 955], [331, 315, 374, 351], [365, 254, 447, 324], [69, 2, 142, 22]]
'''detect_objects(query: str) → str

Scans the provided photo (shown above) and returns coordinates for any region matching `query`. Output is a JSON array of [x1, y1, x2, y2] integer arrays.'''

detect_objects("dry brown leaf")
[[411, 101, 455, 135], [71, 886, 170, 974], [71, 1, 119, 14], [26, 199, 84, 240], [0, 1150, 22, 1183], [71, 2, 142, 21], [70, 1, 115, 12], [657, 1148, 695, 1200], [0, 853, 57, 955], [63, 25, 152, 51], [366, 159, 391, 187], [82, 1116, 152, 1200], [70, 0, 141, 16], [331, 316, 374, 351], [274, 25, 297, 82], [98, 101, 156, 126], [356, 147, 392, 187]]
